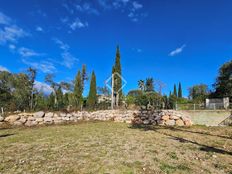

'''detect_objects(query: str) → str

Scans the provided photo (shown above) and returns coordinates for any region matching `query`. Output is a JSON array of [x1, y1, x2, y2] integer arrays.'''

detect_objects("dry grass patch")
[[0, 122, 232, 173]]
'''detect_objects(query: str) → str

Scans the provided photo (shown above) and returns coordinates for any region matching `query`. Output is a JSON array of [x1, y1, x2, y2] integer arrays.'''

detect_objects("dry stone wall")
[[0, 110, 137, 127], [0, 109, 192, 127]]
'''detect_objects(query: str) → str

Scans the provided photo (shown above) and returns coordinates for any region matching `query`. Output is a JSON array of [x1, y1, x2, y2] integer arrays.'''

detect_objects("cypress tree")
[[81, 64, 88, 92], [112, 46, 122, 105], [178, 82, 182, 98], [87, 71, 97, 109], [74, 70, 83, 110], [173, 84, 177, 97]]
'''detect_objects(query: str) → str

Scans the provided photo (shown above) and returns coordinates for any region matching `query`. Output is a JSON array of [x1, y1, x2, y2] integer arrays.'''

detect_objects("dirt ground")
[[0, 122, 232, 174]]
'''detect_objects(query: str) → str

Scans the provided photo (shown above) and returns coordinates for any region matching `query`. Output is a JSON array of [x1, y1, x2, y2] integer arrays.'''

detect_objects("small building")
[[206, 97, 230, 110]]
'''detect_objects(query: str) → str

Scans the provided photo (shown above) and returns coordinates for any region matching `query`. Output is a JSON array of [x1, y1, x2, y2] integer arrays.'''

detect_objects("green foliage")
[[177, 97, 189, 104], [169, 94, 177, 109], [135, 92, 163, 109], [12, 73, 31, 111], [81, 64, 88, 91], [112, 46, 122, 104], [145, 78, 154, 92], [27, 67, 37, 110], [138, 78, 154, 92], [135, 93, 149, 107], [47, 92, 55, 110], [87, 71, 97, 110], [63, 93, 69, 108], [173, 84, 177, 97], [73, 70, 83, 110], [127, 90, 142, 97], [0, 71, 14, 110], [213, 60, 232, 99], [125, 95, 136, 106], [163, 95, 170, 109], [56, 86, 64, 109], [35, 92, 47, 111], [178, 82, 182, 98], [188, 84, 209, 103]]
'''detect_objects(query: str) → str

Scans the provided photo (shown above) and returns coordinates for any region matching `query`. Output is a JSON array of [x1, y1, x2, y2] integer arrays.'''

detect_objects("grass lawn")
[[0, 122, 232, 174]]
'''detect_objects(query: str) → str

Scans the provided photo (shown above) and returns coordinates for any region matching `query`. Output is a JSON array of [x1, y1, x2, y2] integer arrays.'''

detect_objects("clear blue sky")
[[0, 0, 232, 96]]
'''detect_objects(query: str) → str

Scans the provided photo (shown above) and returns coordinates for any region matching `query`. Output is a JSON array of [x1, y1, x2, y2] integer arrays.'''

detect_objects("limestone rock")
[[60, 113, 66, 117], [28, 116, 35, 121], [166, 119, 175, 126], [0, 116, 4, 122], [54, 119, 63, 124], [170, 115, 180, 120], [35, 118, 44, 122], [18, 113, 33, 117], [19, 117, 27, 124], [143, 120, 150, 125], [176, 119, 184, 126], [184, 120, 192, 126], [162, 115, 169, 121], [132, 109, 192, 127], [13, 121, 23, 126], [157, 120, 165, 125], [44, 117, 53, 123], [25, 120, 37, 127], [5, 115, 20, 123], [45, 112, 54, 117], [34, 111, 45, 118]]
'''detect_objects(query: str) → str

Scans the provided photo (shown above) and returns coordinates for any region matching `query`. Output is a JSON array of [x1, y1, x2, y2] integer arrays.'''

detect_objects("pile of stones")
[[132, 108, 192, 126]]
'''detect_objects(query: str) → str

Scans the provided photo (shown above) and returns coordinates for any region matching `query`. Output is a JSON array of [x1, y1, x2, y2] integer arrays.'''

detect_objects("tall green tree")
[[87, 71, 97, 109], [213, 60, 232, 99], [12, 73, 31, 111], [188, 84, 208, 103], [169, 94, 177, 109], [81, 64, 88, 91], [178, 82, 182, 98], [112, 46, 122, 106], [173, 84, 177, 97], [73, 70, 83, 110], [0, 71, 14, 110], [169, 91, 172, 98]]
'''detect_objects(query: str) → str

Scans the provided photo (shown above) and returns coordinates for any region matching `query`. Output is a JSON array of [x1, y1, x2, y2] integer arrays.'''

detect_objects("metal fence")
[[176, 103, 232, 111]]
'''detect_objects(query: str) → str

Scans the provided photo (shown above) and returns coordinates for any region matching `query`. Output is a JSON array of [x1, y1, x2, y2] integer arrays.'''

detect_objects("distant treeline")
[[0, 48, 231, 112]]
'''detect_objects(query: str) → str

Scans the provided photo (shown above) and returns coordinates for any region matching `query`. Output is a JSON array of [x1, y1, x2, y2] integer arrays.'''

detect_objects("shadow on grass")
[[129, 125, 232, 156], [168, 134, 232, 156], [167, 127, 232, 140], [130, 124, 232, 140], [0, 133, 15, 138]]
